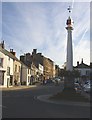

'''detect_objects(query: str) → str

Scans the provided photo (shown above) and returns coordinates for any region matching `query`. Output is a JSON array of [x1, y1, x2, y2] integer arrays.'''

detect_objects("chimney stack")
[[81, 58, 83, 64], [0, 41, 5, 49], [10, 49, 16, 56], [38, 53, 42, 56], [77, 61, 79, 66], [32, 49, 37, 55], [10, 49, 13, 52]]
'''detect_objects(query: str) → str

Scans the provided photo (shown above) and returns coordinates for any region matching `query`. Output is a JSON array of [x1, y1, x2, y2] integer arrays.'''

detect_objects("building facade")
[[10, 49, 21, 85], [21, 63, 31, 86], [43, 57, 54, 80], [20, 49, 57, 81], [74, 59, 90, 81], [0, 41, 22, 87], [0, 43, 14, 87]]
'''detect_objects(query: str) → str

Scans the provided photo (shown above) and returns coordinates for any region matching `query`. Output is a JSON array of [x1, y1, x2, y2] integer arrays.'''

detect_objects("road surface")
[[2, 83, 90, 118]]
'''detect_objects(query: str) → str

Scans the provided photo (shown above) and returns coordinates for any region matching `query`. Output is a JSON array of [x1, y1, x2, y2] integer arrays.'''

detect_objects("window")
[[0, 58, 3, 67], [15, 65, 17, 72], [19, 66, 20, 72], [28, 69, 30, 74], [7, 67, 10, 76]]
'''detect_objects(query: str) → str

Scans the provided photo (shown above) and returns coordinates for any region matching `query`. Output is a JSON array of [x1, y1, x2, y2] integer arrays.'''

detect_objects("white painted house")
[[21, 63, 31, 86], [74, 59, 90, 81], [0, 41, 22, 87], [38, 64, 43, 75], [0, 43, 14, 87]]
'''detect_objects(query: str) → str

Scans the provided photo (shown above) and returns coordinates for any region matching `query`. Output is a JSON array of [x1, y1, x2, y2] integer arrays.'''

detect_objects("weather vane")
[[67, 6, 72, 13]]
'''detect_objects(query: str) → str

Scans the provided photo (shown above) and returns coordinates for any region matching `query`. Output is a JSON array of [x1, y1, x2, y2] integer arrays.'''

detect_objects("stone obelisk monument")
[[66, 6, 73, 71]]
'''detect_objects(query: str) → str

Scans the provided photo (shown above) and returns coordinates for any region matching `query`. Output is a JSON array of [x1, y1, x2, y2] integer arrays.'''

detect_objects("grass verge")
[[49, 89, 90, 102]]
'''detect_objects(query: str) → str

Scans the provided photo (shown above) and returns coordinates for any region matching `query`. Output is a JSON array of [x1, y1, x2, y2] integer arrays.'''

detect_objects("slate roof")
[[0, 46, 32, 69], [0, 46, 20, 61], [74, 63, 90, 69]]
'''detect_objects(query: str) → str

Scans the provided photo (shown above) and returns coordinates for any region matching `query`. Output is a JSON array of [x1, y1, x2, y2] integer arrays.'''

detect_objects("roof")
[[0, 46, 20, 62], [21, 62, 31, 69], [74, 63, 90, 69], [0, 46, 31, 69]]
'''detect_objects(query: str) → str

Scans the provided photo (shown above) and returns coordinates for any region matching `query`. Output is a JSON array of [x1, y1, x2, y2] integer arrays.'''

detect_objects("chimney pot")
[[77, 61, 79, 66], [81, 58, 83, 64], [32, 49, 37, 55], [0, 40, 5, 49], [10, 49, 13, 52], [10, 49, 16, 56]]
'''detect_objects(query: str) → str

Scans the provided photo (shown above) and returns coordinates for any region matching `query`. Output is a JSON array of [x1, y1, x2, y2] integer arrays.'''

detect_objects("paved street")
[[1, 83, 90, 118]]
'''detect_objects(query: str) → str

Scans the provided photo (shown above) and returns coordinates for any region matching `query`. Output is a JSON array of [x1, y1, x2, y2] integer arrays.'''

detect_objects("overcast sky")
[[0, 1, 90, 67]]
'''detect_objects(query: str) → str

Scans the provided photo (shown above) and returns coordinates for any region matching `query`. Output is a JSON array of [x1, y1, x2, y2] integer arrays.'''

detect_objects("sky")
[[0, 1, 91, 68]]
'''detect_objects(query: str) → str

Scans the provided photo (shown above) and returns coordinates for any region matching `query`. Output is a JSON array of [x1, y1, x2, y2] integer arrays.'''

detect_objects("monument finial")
[[67, 6, 72, 13]]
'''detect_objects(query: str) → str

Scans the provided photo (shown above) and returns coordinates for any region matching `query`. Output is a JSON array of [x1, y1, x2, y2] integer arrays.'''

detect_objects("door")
[[10, 75, 13, 85], [0, 71, 4, 85]]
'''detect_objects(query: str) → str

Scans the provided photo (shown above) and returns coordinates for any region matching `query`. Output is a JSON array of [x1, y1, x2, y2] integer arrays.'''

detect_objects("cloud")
[[2, 2, 90, 67], [73, 39, 90, 66]]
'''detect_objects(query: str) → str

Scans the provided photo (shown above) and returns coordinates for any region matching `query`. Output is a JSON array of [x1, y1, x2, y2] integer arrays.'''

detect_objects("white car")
[[55, 78, 61, 82], [83, 81, 91, 93], [52, 77, 61, 83]]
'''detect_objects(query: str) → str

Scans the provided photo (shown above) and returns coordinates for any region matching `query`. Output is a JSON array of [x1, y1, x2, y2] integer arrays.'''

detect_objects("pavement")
[[0, 85, 37, 91]]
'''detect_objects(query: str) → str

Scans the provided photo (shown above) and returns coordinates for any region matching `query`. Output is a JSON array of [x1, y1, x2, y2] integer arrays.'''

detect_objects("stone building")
[[10, 49, 21, 85], [0, 41, 21, 87], [20, 49, 56, 81]]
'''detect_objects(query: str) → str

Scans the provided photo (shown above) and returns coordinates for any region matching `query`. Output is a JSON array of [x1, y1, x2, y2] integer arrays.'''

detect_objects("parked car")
[[74, 80, 82, 92], [52, 77, 61, 85], [74, 80, 79, 85], [83, 80, 91, 93], [46, 79, 53, 83], [83, 84, 90, 93], [42, 79, 54, 85], [55, 77, 61, 82], [74, 83, 82, 92]]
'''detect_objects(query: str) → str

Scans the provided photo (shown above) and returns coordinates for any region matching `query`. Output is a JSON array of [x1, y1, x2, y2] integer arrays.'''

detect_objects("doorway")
[[0, 71, 4, 85]]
